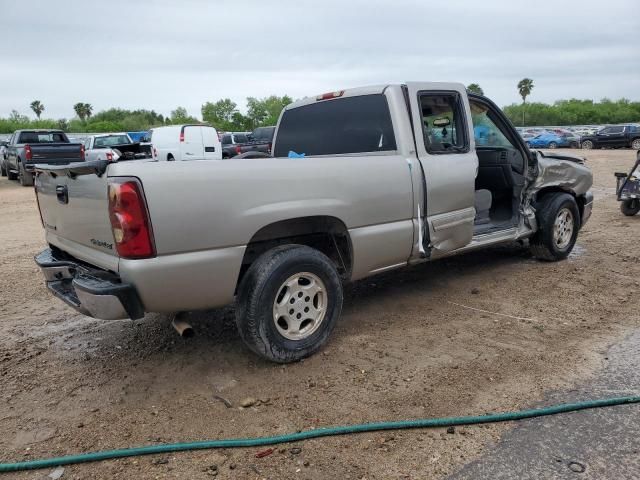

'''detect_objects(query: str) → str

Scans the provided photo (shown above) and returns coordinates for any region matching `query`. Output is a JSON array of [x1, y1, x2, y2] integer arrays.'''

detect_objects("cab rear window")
[[274, 94, 397, 157]]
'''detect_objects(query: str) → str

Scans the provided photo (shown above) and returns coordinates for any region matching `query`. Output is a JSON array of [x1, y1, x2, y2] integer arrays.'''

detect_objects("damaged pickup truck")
[[33, 83, 593, 362]]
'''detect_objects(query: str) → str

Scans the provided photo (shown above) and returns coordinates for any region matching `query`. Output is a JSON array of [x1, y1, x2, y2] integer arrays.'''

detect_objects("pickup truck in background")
[[5, 130, 84, 186], [580, 124, 640, 150], [221, 132, 250, 158], [33, 82, 593, 363], [233, 126, 275, 156], [83, 133, 152, 162]]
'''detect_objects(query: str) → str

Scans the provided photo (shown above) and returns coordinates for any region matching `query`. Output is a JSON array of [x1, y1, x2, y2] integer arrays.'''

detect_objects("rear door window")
[[273, 94, 397, 157]]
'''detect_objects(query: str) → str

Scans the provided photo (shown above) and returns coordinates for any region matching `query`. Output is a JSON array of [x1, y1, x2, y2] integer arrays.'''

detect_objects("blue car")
[[526, 132, 572, 149]]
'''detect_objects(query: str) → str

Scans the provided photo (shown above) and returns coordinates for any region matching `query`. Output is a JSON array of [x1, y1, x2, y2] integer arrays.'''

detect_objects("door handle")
[[56, 185, 69, 204]]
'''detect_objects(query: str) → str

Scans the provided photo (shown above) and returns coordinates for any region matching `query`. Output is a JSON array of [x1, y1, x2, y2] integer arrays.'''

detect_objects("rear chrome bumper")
[[35, 248, 144, 320]]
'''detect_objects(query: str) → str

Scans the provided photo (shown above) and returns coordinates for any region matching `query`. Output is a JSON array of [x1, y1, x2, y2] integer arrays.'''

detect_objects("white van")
[[150, 124, 222, 161]]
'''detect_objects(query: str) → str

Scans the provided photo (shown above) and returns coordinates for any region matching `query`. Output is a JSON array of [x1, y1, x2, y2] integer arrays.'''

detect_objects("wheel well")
[[535, 187, 585, 222], [167, 153, 174, 161], [238, 216, 353, 288]]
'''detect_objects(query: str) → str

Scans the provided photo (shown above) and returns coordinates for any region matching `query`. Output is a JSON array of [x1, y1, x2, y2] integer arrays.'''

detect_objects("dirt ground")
[[0, 150, 638, 480]]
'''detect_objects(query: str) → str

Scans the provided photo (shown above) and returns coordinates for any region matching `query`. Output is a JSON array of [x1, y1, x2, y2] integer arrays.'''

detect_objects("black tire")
[[167, 154, 175, 162], [235, 245, 343, 363], [631, 138, 640, 150], [18, 161, 34, 186], [548, 141, 558, 149], [620, 199, 640, 216], [530, 193, 580, 261], [0, 160, 6, 177], [7, 161, 18, 180], [581, 140, 593, 150]]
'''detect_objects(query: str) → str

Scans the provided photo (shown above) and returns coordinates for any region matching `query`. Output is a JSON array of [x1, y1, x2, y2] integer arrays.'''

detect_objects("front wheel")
[[548, 142, 558, 149], [235, 245, 343, 363], [581, 140, 593, 150], [621, 199, 640, 216], [530, 193, 580, 261]]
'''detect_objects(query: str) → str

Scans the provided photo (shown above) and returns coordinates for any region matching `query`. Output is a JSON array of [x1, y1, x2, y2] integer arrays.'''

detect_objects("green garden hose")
[[1, 395, 638, 473]]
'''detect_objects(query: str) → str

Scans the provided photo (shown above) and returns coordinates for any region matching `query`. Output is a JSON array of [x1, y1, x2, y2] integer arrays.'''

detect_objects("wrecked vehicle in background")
[[33, 83, 593, 363]]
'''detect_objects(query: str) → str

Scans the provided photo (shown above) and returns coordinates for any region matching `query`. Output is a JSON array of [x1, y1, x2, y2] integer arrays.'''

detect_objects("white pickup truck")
[[34, 82, 593, 362]]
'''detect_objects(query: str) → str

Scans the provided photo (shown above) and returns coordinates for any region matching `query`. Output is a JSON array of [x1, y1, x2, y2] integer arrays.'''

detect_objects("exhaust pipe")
[[171, 314, 194, 338]]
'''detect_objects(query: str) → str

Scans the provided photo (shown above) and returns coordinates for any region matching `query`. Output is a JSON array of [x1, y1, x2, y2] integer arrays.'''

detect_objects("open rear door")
[[405, 82, 478, 255]]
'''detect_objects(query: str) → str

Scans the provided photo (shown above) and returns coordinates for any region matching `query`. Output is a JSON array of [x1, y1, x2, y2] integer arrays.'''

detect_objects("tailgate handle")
[[56, 185, 69, 204]]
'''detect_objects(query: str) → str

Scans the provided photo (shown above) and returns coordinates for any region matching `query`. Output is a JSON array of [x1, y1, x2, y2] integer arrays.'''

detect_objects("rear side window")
[[274, 94, 397, 157], [221, 135, 232, 145]]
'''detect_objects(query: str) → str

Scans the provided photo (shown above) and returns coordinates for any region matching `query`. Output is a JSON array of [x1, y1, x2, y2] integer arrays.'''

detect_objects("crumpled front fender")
[[530, 151, 593, 197]]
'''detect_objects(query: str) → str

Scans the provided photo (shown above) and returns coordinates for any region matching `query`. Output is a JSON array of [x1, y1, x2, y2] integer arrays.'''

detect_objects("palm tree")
[[517, 78, 534, 126], [466, 84, 484, 96], [73, 102, 93, 121], [30, 100, 45, 120], [74, 102, 86, 121]]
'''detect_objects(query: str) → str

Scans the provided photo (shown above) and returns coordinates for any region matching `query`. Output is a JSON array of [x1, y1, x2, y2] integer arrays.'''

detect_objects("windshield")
[[93, 135, 131, 148]]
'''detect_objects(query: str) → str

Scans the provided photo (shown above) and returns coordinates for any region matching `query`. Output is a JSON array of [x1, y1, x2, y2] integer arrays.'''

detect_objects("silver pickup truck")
[[33, 82, 593, 362]]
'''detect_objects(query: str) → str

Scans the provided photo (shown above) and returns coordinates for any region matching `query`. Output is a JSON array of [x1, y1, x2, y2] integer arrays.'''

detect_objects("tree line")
[[0, 96, 292, 134], [1, 82, 639, 134]]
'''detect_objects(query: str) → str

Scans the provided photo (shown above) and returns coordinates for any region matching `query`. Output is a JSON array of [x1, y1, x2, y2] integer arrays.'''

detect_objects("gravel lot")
[[0, 150, 638, 479]]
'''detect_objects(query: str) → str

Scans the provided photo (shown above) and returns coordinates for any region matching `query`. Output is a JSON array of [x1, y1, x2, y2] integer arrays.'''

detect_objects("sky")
[[1, 0, 639, 120]]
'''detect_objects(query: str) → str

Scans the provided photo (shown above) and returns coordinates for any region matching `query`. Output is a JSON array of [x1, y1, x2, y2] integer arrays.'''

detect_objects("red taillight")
[[152, 147, 157, 159], [108, 179, 155, 259], [25, 145, 32, 161], [235, 145, 242, 154], [179, 130, 184, 142], [106, 152, 114, 161], [80, 144, 85, 161]]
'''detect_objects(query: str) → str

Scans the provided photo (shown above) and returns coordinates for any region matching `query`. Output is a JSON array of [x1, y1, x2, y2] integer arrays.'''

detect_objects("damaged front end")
[[524, 150, 594, 228]]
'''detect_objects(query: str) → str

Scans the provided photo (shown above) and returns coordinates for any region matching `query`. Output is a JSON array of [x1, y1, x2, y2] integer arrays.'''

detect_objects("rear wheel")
[[621, 199, 640, 216], [235, 245, 343, 363], [18, 161, 33, 186], [530, 193, 580, 261], [581, 140, 593, 150], [7, 161, 18, 180], [631, 138, 640, 150], [548, 142, 558, 149]]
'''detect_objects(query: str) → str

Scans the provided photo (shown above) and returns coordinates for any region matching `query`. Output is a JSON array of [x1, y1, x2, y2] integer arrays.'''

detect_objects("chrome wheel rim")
[[553, 208, 574, 249], [632, 139, 640, 149], [548, 142, 557, 149], [273, 272, 327, 341], [582, 141, 592, 149]]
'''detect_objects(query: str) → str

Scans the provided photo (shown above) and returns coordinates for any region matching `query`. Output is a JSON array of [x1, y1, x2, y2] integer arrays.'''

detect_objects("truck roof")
[[286, 84, 391, 110]]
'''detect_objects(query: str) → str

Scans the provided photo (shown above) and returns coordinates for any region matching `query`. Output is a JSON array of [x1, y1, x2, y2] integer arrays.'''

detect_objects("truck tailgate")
[[35, 166, 119, 272], [29, 143, 84, 164]]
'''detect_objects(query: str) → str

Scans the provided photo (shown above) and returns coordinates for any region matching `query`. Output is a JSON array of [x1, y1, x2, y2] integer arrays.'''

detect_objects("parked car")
[[221, 132, 251, 158], [233, 126, 276, 156], [83, 133, 151, 162], [33, 82, 593, 363], [150, 124, 221, 161], [580, 125, 640, 150], [4, 130, 84, 186], [0, 141, 8, 175], [527, 131, 578, 149]]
